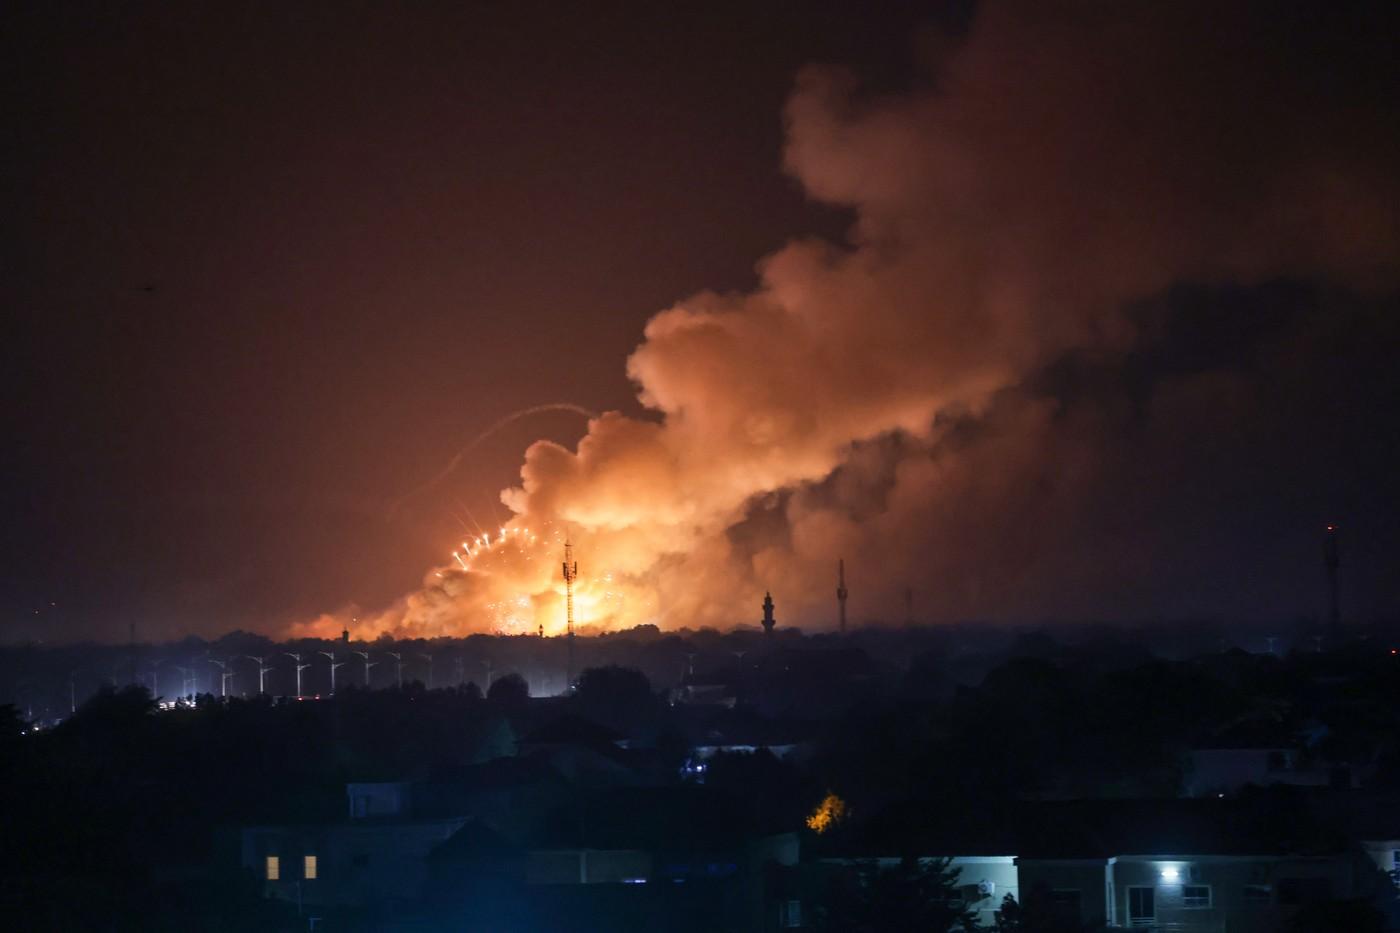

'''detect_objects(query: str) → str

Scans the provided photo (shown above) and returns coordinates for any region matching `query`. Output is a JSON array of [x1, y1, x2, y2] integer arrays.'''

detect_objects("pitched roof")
[[829, 792, 1352, 860], [520, 715, 625, 748], [529, 787, 763, 851], [429, 818, 520, 862], [1016, 796, 1351, 858]]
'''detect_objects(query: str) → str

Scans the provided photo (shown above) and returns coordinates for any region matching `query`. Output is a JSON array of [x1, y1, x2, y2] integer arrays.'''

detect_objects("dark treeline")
[[4, 621, 1400, 929], [1, 616, 1380, 722]]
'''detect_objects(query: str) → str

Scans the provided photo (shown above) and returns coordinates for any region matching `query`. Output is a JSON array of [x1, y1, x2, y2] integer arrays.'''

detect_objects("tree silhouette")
[[812, 856, 979, 933], [486, 672, 529, 706], [574, 665, 653, 725]]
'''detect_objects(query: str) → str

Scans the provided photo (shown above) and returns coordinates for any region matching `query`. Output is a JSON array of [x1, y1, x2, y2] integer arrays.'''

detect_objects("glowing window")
[[265, 855, 280, 880], [1182, 885, 1211, 908], [304, 855, 318, 879]]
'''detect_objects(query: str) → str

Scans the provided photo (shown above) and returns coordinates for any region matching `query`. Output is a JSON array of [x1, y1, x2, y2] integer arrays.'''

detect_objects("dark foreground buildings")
[[8, 623, 1400, 930]]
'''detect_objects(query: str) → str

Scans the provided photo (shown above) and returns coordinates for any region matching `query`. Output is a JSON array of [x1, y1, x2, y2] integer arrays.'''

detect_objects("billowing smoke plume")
[[294, 1, 1400, 639]]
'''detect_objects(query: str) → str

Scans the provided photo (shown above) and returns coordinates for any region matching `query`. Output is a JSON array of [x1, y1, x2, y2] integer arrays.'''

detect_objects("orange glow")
[[805, 793, 847, 834]]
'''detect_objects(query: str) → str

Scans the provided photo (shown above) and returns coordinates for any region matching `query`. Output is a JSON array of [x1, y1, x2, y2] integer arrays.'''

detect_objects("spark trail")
[[388, 403, 596, 520]]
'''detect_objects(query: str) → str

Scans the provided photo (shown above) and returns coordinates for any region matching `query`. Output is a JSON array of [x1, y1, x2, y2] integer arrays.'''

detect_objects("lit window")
[[779, 900, 802, 928], [265, 855, 280, 880], [1182, 885, 1211, 908], [304, 855, 318, 880]]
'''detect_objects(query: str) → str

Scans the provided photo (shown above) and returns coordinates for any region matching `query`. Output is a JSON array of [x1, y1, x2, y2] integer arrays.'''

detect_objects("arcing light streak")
[[387, 403, 597, 520], [291, 6, 1399, 646]]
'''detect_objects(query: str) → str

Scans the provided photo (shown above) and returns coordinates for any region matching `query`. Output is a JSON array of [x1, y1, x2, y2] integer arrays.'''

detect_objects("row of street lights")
[[199, 650, 456, 698], [62, 650, 495, 713]]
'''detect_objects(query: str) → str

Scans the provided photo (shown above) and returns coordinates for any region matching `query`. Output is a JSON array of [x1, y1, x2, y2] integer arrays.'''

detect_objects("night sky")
[[5, 1, 1399, 642]]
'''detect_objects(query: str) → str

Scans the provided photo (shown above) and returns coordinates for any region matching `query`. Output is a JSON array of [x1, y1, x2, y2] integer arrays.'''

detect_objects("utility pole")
[[68, 670, 77, 714], [481, 658, 493, 692], [837, 558, 849, 635], [418, 653, 434, 690], [208, 658, 234, 697], [284, 652, 310, 699], [173, 666, 193, 700], [145, 659, 165, 696], [246, 656, 272, 695], [562, 538, 578, 689], [452, 655, 465, 686], [354, 650, 377, 687], [387, 651, 404, 688], [319, 651, 346, 694]]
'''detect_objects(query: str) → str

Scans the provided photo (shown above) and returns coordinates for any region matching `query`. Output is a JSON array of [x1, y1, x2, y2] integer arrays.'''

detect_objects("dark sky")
[[4, 1, 1398, 642]]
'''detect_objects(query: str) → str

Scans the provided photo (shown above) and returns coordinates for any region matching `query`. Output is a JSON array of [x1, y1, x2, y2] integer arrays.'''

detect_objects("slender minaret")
[[837, 559, 849, 635], [563, 538, 579, 688], [1324, 523, 1341, 642], [761, 592, 776, 638]]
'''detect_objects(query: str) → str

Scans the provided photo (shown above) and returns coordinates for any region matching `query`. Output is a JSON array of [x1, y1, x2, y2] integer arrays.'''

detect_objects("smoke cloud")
[[293, 1, 1400, 640]]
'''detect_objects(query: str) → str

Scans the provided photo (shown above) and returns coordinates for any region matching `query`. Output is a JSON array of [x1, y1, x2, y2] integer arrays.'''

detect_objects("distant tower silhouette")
[[837, 559, 849, 635], [341, 627, 349, 644], [1324, 523, 1341, 641], [761, 592, 776, 637], [563, 537, 579, 688]]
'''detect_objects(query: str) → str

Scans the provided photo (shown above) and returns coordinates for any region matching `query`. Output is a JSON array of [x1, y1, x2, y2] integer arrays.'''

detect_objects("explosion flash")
[[292, 2, 1400, 644]]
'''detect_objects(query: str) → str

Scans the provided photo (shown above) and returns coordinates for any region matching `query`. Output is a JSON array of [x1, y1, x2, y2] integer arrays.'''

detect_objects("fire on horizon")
[[6, 2, 1400, 644]]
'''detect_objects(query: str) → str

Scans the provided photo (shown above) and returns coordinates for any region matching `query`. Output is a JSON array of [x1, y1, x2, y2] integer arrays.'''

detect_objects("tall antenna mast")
[[837, 558, 849, 635], [563, 536, 579, 688]]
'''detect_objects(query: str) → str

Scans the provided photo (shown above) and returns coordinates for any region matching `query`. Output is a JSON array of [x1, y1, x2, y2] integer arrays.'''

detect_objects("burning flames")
[[806, 793, 847, 834], [290, 2, 1399, 643]]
